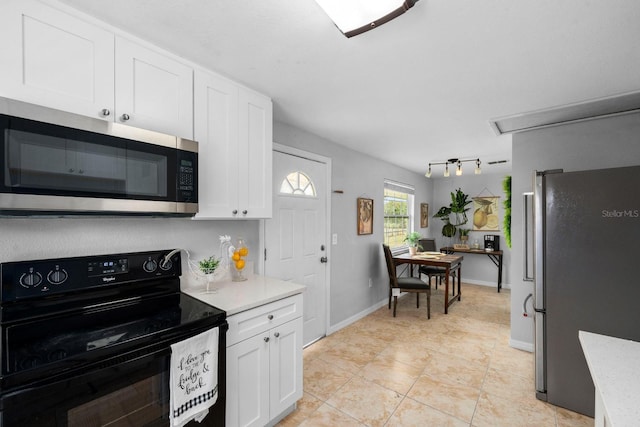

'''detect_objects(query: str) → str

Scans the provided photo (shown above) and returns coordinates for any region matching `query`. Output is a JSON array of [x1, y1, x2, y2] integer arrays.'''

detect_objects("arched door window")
[[279, 171, 316, 196]]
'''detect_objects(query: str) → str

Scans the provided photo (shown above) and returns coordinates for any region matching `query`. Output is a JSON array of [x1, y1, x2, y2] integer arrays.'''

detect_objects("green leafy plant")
[[433, 188, 472, 238], [198, 256, 220, 275], [503, 175, 512, 248], [404, 231, 423, 249], [458, 228, 471, 237]]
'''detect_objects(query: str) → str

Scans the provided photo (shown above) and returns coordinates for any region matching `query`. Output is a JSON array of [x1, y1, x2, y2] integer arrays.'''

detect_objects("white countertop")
[[579, 331, 640, 427], [184, 274, 305, 316]]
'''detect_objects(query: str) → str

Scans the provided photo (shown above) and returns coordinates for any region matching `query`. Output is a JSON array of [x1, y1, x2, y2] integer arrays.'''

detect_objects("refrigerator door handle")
[[523, 192, 534, 281], [534, 171, 547, 396]]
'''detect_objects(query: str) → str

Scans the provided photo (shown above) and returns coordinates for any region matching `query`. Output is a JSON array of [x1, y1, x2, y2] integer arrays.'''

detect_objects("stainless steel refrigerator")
[[532, 165, 640, 417]]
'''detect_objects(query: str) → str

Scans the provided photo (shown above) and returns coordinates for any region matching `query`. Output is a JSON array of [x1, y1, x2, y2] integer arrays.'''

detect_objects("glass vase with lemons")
[[231, 238, 249, 282]]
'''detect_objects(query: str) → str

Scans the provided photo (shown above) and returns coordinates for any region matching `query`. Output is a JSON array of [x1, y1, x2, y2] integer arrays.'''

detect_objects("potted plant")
[[198, 256, 220, 293], [433, 188, 472, 244], [458, 228, 470, 245], [404, 231, 423, 255]]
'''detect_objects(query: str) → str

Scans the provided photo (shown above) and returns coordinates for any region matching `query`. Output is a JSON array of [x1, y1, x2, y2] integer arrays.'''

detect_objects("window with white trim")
[[383, 180, 415, 249]]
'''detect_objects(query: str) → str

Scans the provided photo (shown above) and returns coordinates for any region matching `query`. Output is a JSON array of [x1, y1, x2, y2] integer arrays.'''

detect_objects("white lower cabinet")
[[226, 295, 303, 427]]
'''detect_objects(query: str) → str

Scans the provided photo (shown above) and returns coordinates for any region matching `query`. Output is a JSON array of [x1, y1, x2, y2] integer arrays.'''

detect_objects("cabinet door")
[[115, 37, 193, 138], [269, 317, 303, 418], [0, 0, 114, 119], [238, 88, 273, 218], [226, 334, 270, 427], [194, 70, 239, 218]]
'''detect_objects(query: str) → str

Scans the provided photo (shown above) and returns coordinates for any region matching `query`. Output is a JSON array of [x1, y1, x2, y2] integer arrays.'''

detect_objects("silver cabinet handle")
[[101, 108, 111, 117], [267, 314, 273, 320], [274, 332, 280, 338], [242, 210, 248, 215], [264, 337, 270, 342], [232, 209, 238, 215], [121, 113, 130, 121]]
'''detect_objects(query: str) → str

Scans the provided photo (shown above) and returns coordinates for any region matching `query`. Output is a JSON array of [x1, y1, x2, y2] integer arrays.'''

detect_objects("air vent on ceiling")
[[489, 90, 640, 135]]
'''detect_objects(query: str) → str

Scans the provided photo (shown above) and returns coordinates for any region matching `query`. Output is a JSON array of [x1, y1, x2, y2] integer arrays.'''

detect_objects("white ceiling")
[[58, 0, 640, 176]]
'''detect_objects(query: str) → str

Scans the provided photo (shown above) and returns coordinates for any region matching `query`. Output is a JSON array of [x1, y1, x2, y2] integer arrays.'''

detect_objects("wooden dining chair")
[[382, 244, 431, 318], [417, 238, 447, 288]]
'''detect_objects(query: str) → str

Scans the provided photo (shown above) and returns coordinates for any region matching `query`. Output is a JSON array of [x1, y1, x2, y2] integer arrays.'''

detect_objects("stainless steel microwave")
[[0, 97, 197, 216]]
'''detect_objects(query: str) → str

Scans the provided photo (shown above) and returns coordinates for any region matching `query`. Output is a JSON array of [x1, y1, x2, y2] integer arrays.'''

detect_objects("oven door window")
[[67, 371, 166, 427], [2, 116, 175, 201]]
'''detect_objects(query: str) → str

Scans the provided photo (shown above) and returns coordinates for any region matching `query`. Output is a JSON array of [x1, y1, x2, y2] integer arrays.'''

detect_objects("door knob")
[[320, 257, 328, 263]]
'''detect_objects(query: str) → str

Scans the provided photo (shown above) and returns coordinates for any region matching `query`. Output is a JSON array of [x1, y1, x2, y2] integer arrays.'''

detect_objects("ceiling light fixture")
[[425, 158, 482, 178], [314, 0, 419, 38]]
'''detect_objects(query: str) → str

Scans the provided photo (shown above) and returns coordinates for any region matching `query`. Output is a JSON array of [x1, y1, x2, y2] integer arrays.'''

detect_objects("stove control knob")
[[159, 258, 173, 271], [19, 269, 43, 288], [47, 267, 68, 285], [143, 259, 158, 273]]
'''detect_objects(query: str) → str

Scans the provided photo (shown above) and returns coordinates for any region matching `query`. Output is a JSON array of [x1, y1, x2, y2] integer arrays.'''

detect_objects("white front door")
[[265, 149, 328, 347]]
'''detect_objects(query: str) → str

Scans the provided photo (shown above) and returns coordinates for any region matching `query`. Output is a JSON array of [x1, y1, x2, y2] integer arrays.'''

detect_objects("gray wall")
[[510, 111, 640, 350], [431, 172, 512, 288], [274, 121, 433, 328], [0, 217, 259, 291]]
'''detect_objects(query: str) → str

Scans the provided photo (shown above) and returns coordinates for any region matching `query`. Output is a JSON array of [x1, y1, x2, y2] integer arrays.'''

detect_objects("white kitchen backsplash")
[[0, 217, 259, 289]]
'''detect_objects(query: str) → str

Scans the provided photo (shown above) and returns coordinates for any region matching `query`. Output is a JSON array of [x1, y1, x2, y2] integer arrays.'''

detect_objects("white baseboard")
[[327, 299, 388, 335], [509, 338, 534, 352], [462, 279, 511, 290]]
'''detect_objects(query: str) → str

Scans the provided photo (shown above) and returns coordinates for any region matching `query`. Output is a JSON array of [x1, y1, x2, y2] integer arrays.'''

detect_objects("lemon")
[[232, 252, 241, 261], [473, 208, 488, 228], [486, 214, 499, 229], [235, 259, 245, 270], [239, 247, 248, 257]]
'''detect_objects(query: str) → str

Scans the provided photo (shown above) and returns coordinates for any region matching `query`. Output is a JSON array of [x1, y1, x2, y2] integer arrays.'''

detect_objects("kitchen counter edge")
[[184, 275, 306, 316]]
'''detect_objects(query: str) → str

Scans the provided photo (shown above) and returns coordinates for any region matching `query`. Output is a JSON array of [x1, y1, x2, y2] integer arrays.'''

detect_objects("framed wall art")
[[472, 196, 500, 231], [357, 197, 373, 235], [420, 203, 429, 228]]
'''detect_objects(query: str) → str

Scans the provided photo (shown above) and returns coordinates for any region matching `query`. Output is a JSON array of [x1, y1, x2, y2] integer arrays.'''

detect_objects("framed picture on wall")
[[472, 196, 500, 231], [357, 197, 373, 235], [420, 203, 429, 228]]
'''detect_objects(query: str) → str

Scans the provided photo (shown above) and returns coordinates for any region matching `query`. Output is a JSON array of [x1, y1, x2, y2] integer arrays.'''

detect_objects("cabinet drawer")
[[226, 294, 302, 347]]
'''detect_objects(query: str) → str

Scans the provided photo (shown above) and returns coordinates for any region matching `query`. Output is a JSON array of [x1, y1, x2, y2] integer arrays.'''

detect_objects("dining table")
[[392, 252, 464, 314]]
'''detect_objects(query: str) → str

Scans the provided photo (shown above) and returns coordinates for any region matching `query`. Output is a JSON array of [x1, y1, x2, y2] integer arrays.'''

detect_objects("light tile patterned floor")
[[277, 283, 593, 427]]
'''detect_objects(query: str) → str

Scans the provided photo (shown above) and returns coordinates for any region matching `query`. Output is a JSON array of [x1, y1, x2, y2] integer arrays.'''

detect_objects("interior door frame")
[[258, 143, 332, 342]]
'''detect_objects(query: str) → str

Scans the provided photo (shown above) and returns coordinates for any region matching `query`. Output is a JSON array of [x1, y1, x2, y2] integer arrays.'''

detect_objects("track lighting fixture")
[[425, 158, 481, 178]]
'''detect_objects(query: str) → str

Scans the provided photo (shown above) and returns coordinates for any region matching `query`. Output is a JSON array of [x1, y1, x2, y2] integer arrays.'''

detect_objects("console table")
[[440, 247, 503, 292]]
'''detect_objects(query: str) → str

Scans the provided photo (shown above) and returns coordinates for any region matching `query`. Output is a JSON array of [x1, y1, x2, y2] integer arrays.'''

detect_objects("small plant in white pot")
[[404, 232, 423, 255]]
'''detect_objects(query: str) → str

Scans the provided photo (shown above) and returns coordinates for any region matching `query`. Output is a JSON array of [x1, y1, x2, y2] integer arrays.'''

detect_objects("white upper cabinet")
[[115, 37, 193, 139], [0, 0, 194, 139], [194, 70, 272, 219], [0, 0, 115, 120]]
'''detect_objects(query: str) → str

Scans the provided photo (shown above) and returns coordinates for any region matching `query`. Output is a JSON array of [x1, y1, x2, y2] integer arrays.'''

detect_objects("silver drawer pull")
[[267, 314, 274, 320], [264, 337, 270, 342], [274, 332, 280, 338]]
